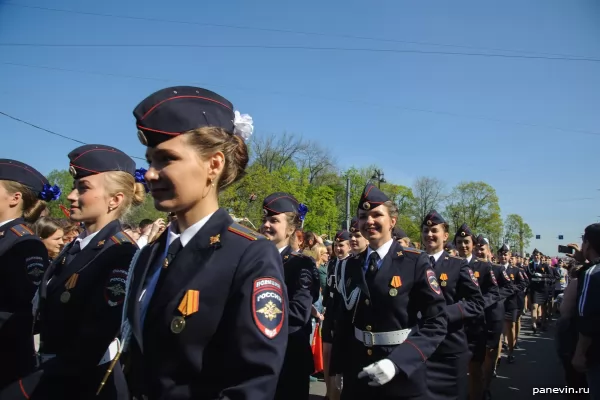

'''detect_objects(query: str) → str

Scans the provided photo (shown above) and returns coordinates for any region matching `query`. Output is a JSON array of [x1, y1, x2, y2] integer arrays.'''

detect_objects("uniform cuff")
[[387, 340, 426, 379], [446, 302, 464, 324]]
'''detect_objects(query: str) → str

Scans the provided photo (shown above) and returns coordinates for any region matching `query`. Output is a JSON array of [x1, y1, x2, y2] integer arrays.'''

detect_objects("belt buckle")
[[363, 331, 375, 347]]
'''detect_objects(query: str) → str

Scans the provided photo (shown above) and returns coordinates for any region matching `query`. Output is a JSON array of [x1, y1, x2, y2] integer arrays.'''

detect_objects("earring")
[[211, 179, 215, 187]]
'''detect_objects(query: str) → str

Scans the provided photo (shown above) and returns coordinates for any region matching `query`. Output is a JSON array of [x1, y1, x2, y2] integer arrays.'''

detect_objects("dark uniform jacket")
[[504, 264, 528, 312], [126, 209, 288, 400], [486, 264, 515, 323], [468, 257, 500, 310], [331, 242, 447, 398], [527, 262, 551, 293], [0, 219, 48, 389], [275, 246, 319, 400], [429, 252, 485, 355]]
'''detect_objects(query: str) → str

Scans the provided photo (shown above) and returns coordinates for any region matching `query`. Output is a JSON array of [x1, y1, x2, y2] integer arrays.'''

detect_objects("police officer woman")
[[260, 192, 319, 400], [349, 217, 368, 256], [421, 212, 484, 400], [331, 184, 447, 400], [1, 145, 145, 400], [0, 160, 58, 390], [124, 86, 288, 400]]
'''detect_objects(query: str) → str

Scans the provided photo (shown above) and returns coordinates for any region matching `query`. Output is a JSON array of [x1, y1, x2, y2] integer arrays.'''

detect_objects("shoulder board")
[[477, 258, 487, 262], [10, 223, 33, 237], [403, 248, 423, 255], [110, 231, 134, 245], [449, 255, 464, 260], [228, 222, 265, 241]]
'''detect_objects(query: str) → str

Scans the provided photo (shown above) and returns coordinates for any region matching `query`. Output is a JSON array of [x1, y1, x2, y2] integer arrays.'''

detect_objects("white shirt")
[[364, 239, 394, 272], [466, 255, 473, 263], [136, 235, 149, 249], [0, 219, 16, 229], [427, 250, 445, 263], [278, 245, 288, 254], [170, 212, 216, 248], [75, 230, 101, 250]]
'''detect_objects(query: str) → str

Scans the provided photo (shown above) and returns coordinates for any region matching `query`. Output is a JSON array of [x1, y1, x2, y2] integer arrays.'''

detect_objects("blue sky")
[[1, 0, 599, 255]]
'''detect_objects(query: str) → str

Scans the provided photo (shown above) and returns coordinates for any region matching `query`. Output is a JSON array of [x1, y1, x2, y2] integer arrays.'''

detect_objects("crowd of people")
[[0, 85, 599, 400]]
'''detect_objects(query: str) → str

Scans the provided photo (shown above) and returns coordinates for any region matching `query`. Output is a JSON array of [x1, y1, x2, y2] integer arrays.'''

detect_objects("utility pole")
[[346, 176, 351, 231], [372, 169, 386, 189], [519, 226, 524, 256]]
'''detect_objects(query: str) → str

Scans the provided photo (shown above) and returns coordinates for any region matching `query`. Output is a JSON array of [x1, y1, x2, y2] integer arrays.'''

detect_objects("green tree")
[[503, 214, 533, 255], [444, 181, 503, 248], [124, 196, 166, 225], [45, 169, 73, 218]]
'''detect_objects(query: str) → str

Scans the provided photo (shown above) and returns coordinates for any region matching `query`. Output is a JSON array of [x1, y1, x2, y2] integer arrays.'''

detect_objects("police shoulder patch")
[[426, 269, 442, 295], [468, 268, 479, 286], [228, 222, 265, 241], [490, 270, 498, 286], [104, 268, 128, 307], [253, 277, 284, 339], [25, 256, 45, 286], [502, 270, 510, 281]]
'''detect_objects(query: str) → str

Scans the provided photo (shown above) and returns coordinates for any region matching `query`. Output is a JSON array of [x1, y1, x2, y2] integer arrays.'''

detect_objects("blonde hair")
[[1, 180, 47, 223], [313, 243, 328, 260], [383, 200, 399, 220], [103, 171, 146, 219], [183, 127, 249, 190]]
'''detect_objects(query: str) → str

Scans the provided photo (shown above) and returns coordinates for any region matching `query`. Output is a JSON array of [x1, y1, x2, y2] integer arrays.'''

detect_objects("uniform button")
[[367, 349, 373, 355], [366, 325, 372, 331], [365, 299, 370, 305]]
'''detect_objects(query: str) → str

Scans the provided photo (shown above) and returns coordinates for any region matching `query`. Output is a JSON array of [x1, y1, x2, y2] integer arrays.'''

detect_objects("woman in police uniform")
[[124, 86, 288, 400], [331, 184, 447, 400], [0, 160, 58, 390], [1, 145, 146, 400], [260, 192, 319, 400], [421, 212, 484, 400]]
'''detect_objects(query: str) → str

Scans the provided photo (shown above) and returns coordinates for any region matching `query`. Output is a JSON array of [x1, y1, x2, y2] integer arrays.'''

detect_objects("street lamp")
[[371, 169, 386, 189]]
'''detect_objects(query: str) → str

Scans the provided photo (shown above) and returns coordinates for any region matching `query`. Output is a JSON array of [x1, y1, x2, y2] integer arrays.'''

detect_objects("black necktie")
[[365, 252, 380, 286], [166, 238, 182, 266], [429, 256, 436, 269], [65, 241, 81, 265], [143, 237, 182, 291]]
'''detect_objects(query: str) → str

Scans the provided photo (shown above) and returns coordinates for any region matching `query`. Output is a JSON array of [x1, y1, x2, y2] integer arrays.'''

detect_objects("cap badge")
[[69, 165, 77, 178], [460, 231, 466, 237], [363, 202, 371, 210], [137, 129, 148, 146], [262, 208, 268, 216], [426, 220, 433, 226]]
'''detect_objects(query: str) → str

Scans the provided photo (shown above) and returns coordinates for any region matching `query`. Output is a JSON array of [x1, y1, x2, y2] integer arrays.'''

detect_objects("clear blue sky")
[[1, 0, 599, 255]]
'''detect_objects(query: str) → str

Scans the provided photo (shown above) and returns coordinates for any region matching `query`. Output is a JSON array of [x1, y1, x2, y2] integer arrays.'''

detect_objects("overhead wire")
[[2, 61, 600, 137], [1, 43, 599, 63], [3, 2, 597, 60], [0, 111, 146, 161]]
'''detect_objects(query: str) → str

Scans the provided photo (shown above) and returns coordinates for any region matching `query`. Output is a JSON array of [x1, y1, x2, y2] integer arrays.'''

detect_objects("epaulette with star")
[[402, 247, 423, 255], [9, 224, 33, 237], [228, 222, 265, 241]]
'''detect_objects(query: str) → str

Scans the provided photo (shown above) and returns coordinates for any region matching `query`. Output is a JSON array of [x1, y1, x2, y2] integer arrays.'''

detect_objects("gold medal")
[[60, 291, 71, 303], [441, 281, 447, 287], [170, 316, 186, 334], [389, 288, 398, 296]]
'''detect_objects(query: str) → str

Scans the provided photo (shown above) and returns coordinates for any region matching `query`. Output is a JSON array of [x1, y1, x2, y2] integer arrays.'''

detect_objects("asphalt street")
[[310, 314, 576, 399]]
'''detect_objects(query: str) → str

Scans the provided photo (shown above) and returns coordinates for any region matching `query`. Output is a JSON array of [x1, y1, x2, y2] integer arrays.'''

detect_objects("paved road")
[[310, 314, 573, 399]]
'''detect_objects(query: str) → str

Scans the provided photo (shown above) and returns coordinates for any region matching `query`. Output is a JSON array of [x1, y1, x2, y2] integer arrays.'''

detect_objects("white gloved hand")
[[335, 374, 343, 391], [357, 359, 398, 386], [534, 272, 542, 277]]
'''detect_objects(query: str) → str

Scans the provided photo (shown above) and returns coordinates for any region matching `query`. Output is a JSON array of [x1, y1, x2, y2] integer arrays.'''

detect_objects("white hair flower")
[[233, 110, 254, 141]]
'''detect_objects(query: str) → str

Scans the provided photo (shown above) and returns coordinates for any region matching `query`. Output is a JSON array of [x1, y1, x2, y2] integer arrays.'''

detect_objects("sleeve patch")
[[299, 268, 313, 289], [26, 256, 45, 286], [104, 269, 128, 306], [253, 278, 285, 339], [426, 269, 442, 296], [502, 270, 510, 282], [468, 269, 479, 287]]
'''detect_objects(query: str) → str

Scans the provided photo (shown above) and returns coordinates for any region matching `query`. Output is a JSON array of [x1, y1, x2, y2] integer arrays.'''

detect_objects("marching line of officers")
[[0, 84, 561, 400]]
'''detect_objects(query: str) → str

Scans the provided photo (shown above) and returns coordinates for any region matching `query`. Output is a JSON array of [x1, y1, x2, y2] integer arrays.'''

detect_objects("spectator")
[[571, 223, 600, 399], [32, 217, 65, 260]]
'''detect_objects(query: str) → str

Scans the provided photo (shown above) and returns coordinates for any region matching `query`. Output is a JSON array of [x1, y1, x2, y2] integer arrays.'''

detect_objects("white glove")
[[357, 359, 398, 386], [534, 273, 542, 277], [335, 374, 343, 391]]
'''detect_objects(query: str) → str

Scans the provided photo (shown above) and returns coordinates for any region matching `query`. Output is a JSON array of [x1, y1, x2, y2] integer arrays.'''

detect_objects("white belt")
[[39, 338, 120, 366], [354, 327, 412, 346]]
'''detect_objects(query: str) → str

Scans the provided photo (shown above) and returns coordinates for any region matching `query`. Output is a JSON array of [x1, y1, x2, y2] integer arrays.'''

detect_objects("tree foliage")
[[40, 134, 531, 246]]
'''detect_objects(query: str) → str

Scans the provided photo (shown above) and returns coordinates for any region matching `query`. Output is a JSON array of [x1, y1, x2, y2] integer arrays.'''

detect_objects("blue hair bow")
[[39, 184, 61, 201], [298, 203, 309, 221], [134, 168, 150, 193]]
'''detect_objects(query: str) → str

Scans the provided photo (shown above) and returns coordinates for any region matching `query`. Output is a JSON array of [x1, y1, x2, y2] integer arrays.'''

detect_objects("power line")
[[2, 43, 599, 63], [0, 110, 146, 161], [3, 60, 600, 137], [3, 2, 596, 60]]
